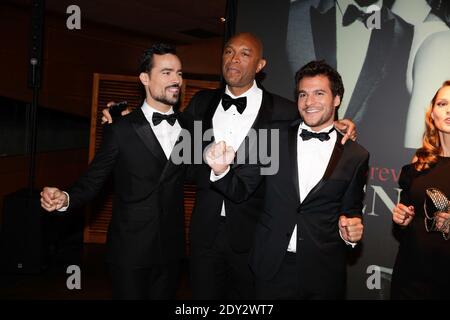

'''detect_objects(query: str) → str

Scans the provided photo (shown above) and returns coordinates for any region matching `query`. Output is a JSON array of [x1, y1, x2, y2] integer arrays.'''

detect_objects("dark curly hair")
[[139, 43, 177, 74], [294, 60, 344, 105]]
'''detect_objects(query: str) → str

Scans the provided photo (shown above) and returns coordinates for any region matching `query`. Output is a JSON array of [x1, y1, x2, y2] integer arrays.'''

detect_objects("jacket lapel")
[[159, 110, 194, 182], [159, 134, 185, 183], [252, 89, 274, 129], [233, 89, 274, 167], [131, 108, 167, 166], [302, 132, 344, 203], [200, 88, 224, 154], [203, 88, 224, 133]]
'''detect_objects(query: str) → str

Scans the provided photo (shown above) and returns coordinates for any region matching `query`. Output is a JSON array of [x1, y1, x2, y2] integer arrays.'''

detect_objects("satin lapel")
[[201, 88, 224, 155], [252, 90, 274, 130], [310, 5, 337, 69], [160, 111, 193, 182], [289, 122, 301, 203], [203, 88, 225, 133], [131, 108, 167, 166], [159, 133, 185, 183], [303, 132, 344, 203], [344, 7, 395, 122], [233, 90, 274, 168]]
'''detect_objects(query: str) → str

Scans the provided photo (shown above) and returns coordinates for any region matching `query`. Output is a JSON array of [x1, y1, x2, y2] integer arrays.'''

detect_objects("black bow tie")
[[342, 4, 372, 27], [300, 128, 335, 142], [152, 112, 178, 126], [222, 94, 247, 114]]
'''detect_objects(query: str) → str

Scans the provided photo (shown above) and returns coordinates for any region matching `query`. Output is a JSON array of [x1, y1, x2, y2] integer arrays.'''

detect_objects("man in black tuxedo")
[[184, 33, 356, 299], [40, 43, 192, 299], [206, 60, 369, 299]]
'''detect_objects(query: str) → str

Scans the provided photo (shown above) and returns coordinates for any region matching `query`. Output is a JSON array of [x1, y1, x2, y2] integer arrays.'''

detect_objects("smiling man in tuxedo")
[[40, 43, 192, 299], [207, 60, 369, 299], [183, 33, 358, 300]]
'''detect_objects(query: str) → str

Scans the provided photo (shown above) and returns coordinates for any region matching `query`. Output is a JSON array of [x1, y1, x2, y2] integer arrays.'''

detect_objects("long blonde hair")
[[414, 80, 450, 171]]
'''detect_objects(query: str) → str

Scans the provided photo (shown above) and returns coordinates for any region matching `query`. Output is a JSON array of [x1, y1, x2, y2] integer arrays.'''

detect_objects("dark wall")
[[0, 3, 222, 118]]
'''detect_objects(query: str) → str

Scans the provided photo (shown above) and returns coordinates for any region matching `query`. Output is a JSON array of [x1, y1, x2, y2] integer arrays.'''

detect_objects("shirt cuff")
[[57, 191, 70, 212], [339, 229, 357, 248], [210, 166, 230, 182]]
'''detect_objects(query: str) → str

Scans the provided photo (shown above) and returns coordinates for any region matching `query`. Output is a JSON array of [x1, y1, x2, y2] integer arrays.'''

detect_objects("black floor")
[[0, 243, 191, 300]]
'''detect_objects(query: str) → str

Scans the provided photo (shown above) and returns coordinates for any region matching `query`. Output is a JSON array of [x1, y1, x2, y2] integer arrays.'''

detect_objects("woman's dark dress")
[[391, 156, 450, 299]]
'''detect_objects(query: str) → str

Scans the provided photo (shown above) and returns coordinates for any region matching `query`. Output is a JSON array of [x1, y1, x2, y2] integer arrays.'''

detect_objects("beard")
[[154, 93, 179, 106], [300, 106, 335, 129], [153, 85, 180, 106]]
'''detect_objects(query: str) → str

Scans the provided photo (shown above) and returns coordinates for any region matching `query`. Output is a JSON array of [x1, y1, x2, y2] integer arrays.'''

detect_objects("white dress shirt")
[[141, 101, 182, 159], [211, 80, 262, 216]]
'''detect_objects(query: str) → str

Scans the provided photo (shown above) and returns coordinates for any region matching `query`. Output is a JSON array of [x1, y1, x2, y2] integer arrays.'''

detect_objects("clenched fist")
[[204, 141, 236, 176], [40, 187, 68, 212], [392, 203, 415, 227], [339, 215, 363, 243]]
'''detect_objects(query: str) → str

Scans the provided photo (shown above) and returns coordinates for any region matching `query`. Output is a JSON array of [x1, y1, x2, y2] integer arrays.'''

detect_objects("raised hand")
[[334, 118, 357, 144], [204, 141, 236, 175], [339, 215, 364, 243], [392, 203, 415, 227], [101, 101, 131, 124], [40, 187, 68, 212]]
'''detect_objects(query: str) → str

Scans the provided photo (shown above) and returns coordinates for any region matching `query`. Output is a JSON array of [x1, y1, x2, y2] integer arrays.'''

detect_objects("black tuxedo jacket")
[[184, 86, 298, 252], [213, 121, 369, 295], [67, 108, 193, 267]]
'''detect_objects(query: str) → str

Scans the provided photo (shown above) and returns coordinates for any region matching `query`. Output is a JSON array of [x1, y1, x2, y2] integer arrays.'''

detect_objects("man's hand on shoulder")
[[334, 118, 357, 145], [101, 101, 132, 124]]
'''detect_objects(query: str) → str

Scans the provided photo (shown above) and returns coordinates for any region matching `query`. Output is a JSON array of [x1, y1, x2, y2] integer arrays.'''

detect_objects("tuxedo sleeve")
[[211, 164, 264, 203], [66, 125, 119, 209], [340, 153, 369, 218]]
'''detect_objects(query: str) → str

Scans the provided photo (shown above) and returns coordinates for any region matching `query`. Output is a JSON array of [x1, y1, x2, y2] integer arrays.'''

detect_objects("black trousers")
[[256, 252, 344, 300], [190, 219, 255, 299], [108, 260, 181, 300]]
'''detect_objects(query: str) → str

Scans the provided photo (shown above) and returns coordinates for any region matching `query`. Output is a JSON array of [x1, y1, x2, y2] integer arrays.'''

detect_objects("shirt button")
[[296, 207, 302, 214]]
